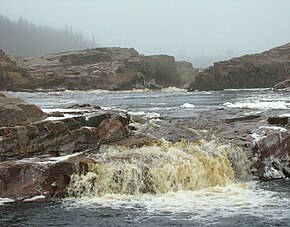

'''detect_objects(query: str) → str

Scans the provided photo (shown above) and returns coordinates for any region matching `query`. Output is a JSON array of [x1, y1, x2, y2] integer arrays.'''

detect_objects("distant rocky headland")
[[0, 42, 289, 92], [0, 48, 197, 91], [188, 42, 290, 91]]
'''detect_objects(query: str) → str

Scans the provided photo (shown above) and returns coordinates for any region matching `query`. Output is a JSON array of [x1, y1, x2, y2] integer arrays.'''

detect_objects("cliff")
[[0, 48, 197, 91], [188, 42, 290, 91]]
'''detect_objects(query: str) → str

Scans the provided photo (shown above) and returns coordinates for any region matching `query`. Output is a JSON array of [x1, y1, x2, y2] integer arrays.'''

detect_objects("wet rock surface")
[[135, 108, 290, 180], [0, 95, 131, 200], [0, 95, 46, 127], [1, 93, 289, 201]]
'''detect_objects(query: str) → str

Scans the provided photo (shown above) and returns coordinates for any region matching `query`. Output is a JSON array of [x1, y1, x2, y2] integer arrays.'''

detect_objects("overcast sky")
[[1, 0, 290, 66]]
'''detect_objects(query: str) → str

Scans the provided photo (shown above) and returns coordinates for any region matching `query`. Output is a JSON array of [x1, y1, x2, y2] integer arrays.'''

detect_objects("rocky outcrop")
[[188, 42, 290, 91], [0, 95, 131, 199], [0, 48, 197, 91], [0, 95, 46, 127], [0, 105, 130, 161], [0, 49, 33, 91]]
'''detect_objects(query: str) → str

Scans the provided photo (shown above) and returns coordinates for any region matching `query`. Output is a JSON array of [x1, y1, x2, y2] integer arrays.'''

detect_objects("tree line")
[[0, 14, 95, 56]]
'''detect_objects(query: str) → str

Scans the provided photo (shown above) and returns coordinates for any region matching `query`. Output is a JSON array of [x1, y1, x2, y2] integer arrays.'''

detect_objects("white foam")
[[251, 126, 287, 144], [259, 126, 287, 133], [127, 111, 146, 116], [101, 106, 127, 112], [145, 112, 160, 118], [63, 89, 110, 94], [223, 101, 288, 110], [44, 113, 81, 121], [42, 108, 88, 113], [243, 111, 262, 116], [224, 88, 271, 91], [65, 182, 290, 221], [18, 152, 84, 164], [0, 197, 14, 205], [23, 195, 46, 202], [161, 87, 187, 92], [128, 111, 160, 119], [251, 132, 267, 143], [280, 113, 290, 117], [180, 103, 195, 108]]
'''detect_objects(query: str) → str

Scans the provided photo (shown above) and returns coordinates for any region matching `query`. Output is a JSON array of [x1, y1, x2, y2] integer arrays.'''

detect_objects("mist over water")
[[1, 0, 290, 67]]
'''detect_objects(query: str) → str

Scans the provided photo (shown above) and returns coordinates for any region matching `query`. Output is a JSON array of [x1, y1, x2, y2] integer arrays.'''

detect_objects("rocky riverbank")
[[0, 92, 131, 199], [0, 48, 197, 92], [188, 42, 290, 91], [0, 92, 289, 202]]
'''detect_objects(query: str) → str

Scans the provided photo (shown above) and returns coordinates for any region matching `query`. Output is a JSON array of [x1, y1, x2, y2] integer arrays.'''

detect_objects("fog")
[[1, 0, 290, 67]]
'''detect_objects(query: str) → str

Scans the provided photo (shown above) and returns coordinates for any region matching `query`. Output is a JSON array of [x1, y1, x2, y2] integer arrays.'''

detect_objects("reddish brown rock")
[[0, 96, 46, 127], [0, 96, 130, 161], [251, 126, 290, 179], [0, 159, 91, 199]]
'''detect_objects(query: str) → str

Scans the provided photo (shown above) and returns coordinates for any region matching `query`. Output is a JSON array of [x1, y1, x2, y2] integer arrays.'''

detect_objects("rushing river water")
[[1, 88, 290, 226]]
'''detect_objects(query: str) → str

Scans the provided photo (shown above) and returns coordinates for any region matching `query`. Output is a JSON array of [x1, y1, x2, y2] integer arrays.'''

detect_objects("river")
[[1, 88, 290, 226]]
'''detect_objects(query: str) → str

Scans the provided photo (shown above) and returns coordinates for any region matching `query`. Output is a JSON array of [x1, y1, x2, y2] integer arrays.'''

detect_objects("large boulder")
[[188, 43, 290, 91]]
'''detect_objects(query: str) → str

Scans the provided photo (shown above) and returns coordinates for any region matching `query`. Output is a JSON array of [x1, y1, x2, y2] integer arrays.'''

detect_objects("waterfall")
[[66, 140, 251, 198]]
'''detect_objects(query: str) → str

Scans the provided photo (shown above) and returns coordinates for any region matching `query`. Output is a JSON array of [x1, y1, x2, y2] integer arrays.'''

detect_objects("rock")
[[86, 112, 108, 127], [0, 95, 132, 200], [0, 159, 91, 199], [0, 95, 130, 161], [67, 103, 102, 110], [137, 108, 290, 180], [1, 47, 198, 91], [267, 116, 288, 126], [0, 92, 6, 97], [188, 43, 290, 91], [251, 126, 290, 179], [0, 96, 46, 127], [0, 49, 33, 91]]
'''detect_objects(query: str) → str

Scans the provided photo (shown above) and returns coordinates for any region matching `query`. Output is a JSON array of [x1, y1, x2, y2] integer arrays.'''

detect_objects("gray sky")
[[1, 0, 290, 67]]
